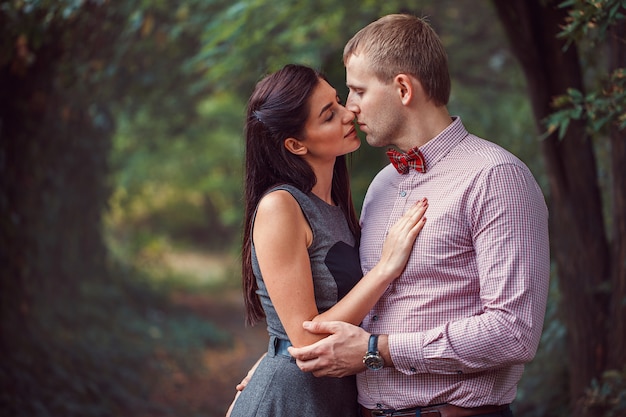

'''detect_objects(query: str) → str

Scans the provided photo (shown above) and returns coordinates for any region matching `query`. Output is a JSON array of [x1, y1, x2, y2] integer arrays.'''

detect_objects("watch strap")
[[368, 334, 379, 354]]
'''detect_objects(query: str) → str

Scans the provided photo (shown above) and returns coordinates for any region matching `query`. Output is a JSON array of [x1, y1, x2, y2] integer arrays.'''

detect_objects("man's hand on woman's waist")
[[288, 321, 393, 377]]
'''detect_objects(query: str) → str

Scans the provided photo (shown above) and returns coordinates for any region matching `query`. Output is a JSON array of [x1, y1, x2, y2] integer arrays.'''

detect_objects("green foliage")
[[545, 69, 626, 139], [544, 0, 626, 138], [108, 92, 245, 252], [580, 368, 626, 417], [558, 0, 626, 46], [196, 0, 390, 97]]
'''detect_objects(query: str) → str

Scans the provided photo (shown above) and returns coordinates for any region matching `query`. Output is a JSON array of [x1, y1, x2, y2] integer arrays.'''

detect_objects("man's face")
[[345, 53, 403, 148]]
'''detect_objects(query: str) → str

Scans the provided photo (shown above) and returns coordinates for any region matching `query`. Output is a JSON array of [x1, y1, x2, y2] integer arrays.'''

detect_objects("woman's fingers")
[[391, 197, 428, 234]]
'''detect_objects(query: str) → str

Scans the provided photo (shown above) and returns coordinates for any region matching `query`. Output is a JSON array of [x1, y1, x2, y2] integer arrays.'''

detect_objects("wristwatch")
[[363, 334, 384, 370]]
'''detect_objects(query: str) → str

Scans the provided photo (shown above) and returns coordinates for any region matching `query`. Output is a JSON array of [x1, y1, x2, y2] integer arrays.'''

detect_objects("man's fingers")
[[294, 357, 316, 372], [295, 357, 333, 377], [288, 320, 345, 360], [288, 343, 319, 361], [302, 320, 342, 334]]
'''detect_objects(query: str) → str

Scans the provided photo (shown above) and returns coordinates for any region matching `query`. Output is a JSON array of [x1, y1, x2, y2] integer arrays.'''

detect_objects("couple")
[[229, 14, 550, 417]]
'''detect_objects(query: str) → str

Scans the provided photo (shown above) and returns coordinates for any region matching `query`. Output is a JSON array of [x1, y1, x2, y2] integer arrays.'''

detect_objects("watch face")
[[364, 354, 384, 370]]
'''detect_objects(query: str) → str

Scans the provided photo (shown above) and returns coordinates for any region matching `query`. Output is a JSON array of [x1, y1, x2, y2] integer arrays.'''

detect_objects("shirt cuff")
[[389, 328, 448, 375], [389, 332, 427, 375]]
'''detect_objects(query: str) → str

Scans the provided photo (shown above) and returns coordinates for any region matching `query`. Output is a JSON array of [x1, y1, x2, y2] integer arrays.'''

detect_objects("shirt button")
[[372, 315, 379, 321], [400, 191, 407, 197], [410, 367, 416, 372], [457, 370, 463, 375]]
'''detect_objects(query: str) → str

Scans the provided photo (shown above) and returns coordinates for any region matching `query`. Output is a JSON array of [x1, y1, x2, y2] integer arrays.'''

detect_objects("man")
[[288, 14, 550, 417]]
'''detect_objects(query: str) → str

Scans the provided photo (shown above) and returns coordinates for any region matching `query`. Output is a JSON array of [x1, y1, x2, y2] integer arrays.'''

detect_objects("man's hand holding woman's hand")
[[288, 321, 370, 377]]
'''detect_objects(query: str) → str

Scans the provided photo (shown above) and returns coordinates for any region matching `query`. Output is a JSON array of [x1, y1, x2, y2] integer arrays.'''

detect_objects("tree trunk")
[[607, 17, 626, 371], [491, 1, 611, 415], [0, 15, 111, 350]]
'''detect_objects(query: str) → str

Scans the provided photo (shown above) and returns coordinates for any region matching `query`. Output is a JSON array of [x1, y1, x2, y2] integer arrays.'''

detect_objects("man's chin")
[[364, 136, 384, 148]]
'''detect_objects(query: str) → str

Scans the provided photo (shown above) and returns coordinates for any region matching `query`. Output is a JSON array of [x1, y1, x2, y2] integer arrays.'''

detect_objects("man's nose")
[[346, 95, 359, 113]]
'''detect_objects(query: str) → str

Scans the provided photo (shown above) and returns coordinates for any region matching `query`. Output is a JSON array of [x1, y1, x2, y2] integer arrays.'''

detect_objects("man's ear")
[[284, 138, 307, 155], [395, 74, 420, 106]]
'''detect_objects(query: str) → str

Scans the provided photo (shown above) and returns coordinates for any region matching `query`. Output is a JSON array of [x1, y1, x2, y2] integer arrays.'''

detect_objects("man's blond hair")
[[343, 14, 450, 106]]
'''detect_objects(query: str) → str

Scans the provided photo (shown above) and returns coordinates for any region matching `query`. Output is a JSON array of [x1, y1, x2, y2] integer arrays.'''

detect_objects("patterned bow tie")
[[386, 147, 426, 174]]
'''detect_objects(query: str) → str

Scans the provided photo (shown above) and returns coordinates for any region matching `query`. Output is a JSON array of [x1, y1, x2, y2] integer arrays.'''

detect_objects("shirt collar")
[[419, 116, 468, 171]]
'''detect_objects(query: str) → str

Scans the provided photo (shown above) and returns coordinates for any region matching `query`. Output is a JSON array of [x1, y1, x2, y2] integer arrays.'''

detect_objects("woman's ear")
[[284, 138, 308, 155]]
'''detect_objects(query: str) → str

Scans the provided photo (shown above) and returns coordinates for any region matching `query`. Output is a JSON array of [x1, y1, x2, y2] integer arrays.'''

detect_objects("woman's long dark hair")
[[242, 64, 360, 326]]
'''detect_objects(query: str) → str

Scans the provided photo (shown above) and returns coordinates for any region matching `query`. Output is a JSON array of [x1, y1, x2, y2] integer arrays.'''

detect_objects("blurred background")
[[1, 1, 624, 416]]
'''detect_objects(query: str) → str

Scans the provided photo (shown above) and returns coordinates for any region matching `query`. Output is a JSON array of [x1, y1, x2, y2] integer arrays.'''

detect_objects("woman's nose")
[[342, 107, 356, 123]]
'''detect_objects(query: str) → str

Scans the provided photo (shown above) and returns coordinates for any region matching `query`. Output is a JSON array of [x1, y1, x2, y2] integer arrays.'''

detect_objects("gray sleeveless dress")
[[230, 185, 362, 417]]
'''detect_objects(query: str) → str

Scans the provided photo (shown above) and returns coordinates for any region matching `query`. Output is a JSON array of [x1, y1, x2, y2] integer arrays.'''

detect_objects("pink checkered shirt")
[[358, 117, 550, 409]]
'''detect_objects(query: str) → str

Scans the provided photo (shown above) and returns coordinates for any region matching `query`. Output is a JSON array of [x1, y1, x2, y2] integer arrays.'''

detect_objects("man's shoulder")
[[457, 134, 526, 168], [366, 164, 403, 193], [361, 164, 399, 211]]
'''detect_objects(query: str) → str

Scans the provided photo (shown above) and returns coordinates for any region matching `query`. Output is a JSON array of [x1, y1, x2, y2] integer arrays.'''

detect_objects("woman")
[[228, 64, 428, 417]]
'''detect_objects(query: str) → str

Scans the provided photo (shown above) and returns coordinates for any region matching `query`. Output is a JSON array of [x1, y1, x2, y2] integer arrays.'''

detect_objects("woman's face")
[[297, 79, 360, 163]]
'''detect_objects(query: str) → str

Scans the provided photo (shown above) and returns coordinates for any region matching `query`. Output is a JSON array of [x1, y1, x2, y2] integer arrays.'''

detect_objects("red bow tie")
[[386, 147, 426, 174]]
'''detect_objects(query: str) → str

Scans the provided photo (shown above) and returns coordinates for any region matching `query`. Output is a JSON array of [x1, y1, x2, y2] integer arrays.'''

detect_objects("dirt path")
[[146, 288, 268, 417]]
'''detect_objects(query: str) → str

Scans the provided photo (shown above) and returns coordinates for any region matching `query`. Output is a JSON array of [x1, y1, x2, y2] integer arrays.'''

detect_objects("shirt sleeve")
[[390, 163, 550, 375]]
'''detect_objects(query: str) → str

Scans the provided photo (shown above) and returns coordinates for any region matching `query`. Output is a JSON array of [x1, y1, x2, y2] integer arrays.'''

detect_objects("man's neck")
[[396, 105, 452, 151]]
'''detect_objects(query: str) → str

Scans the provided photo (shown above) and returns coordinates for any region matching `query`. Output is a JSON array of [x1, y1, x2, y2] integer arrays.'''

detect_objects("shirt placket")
[[373, 172, 417, 315], [389, 174, 415, 225]]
